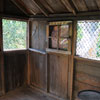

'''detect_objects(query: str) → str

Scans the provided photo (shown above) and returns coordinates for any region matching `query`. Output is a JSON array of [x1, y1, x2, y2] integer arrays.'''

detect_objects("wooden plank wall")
[[0, 18, 5, 96], [4, 50, 27, 92], [29, 21, 47, 91], [29, 51, 47, 91], [48, 54, 69, 99], [31, 21, 46, 51], [73, 58, 100, 99], [29, 20, 70, 99]]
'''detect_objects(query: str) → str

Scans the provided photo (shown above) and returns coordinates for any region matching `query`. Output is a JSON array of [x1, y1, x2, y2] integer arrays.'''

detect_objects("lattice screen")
[[76, 21, 100, 60]]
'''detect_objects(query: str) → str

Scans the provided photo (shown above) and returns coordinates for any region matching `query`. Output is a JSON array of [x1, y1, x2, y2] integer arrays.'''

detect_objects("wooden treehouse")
[[0, 0, 100, 100]]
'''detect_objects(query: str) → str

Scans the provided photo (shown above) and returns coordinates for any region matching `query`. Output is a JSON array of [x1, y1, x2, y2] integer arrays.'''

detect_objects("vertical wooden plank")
[[46, 24, 49, 48], [27, 21, 32, 85], [68, 21, 77, 100], [0, 17, 5, 96], [49, 54, 69, 99]]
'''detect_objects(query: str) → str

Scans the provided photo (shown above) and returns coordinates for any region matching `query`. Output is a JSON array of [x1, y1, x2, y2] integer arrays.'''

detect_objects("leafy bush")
[[3, 19, 27, 50]]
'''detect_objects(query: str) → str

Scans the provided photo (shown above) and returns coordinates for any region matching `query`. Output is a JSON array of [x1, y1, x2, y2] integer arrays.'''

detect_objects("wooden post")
[[27, 21, 32, 85], [68, 21, 77, 100], [0, 17, 5, 96]]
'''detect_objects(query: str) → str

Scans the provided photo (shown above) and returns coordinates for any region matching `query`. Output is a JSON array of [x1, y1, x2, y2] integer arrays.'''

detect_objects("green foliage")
[[3, 19, 27, 50], [96, 23, 100, 57], [77, 24, 83, 42]]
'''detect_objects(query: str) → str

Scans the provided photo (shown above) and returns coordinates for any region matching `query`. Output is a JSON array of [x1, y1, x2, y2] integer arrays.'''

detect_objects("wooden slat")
[[61, 0, 76, 15], [72, 0, 88, 11], [31, 21, 47, 51], [75, 60, 100, 78], [84, 0, 98, 11], [75, 72, 100, 88], [39, 0, 54, 13], [68, 21, 77, 100], [95, 0, 100, 10], [74, 80, 100, 99], [49, 54, 69, 99], [31, 0, 48, 16], [21, 0, 41, 15], [27, 21, 32, 85], [29, 52, 47, 91], [4, 52, 27, 92], [0, 17, 5, 96], [11, 0, 30, 15]]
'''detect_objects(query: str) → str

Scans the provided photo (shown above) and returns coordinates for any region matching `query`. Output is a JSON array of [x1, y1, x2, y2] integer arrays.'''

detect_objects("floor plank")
[[0, 87, 57, 100]]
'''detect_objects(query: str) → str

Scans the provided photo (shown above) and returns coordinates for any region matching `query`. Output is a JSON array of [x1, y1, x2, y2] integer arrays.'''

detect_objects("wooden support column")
[[27, 21, 32, 85], [68, 21, 77, 100], [0, 17, 5, 96]]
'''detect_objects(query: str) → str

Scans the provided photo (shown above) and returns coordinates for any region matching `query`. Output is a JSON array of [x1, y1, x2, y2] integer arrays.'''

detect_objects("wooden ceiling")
[[10, 0, 100, 17]]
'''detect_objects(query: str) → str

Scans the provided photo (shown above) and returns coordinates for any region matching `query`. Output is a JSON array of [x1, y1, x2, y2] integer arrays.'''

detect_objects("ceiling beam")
[[61, 0, 76, 15], [10, 0, 30, 16], [32, 0, 49, 17]]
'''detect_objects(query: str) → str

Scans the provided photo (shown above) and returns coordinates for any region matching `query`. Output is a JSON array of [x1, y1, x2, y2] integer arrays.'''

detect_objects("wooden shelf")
[[28, 48, 46, 55]]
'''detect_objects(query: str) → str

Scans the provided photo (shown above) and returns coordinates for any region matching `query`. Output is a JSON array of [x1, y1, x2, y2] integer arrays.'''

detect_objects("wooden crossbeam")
[[32, 0, 49, 17], [61, 0, 76, 15]]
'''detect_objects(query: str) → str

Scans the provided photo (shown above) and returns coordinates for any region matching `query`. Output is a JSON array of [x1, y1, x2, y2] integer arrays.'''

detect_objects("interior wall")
[[4, 50, 27, 92], [29, 21, 47, 91], [48, 54, 69, 99], [29, 20, 71, 99], [73, 58, 100, 99]]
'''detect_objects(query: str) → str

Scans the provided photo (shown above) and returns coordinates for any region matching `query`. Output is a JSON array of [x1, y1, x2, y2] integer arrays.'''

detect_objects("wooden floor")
[[0, 87, 58, 100]]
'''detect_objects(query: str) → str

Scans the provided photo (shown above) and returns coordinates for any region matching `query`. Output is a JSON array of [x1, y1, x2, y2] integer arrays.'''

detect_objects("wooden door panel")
[[49, 54, 69, 99]]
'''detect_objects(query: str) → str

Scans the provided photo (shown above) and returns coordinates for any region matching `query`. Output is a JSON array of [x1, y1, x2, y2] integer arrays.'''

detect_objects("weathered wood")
[[72, 0, 88, 11], [39, 0, 54, 13], [74, 56, 100, 64], [68, 21, 77, 100], [29, 48, 46, 55], [0, 18, 5, 96], [61, 0, 76, 15], [73, 58, 100, 99], [31, 21, 47, 51], [46, 48, 71, 55], [31, 0, 48, 16], [4, 51, 27, 92], [0, 87, 57, 100], [49, 54, 69, 99], [73, 80, 100, 99], [84, 0, 98, 11], [10, 0, 30, 15], [29, 51, 47, 91]]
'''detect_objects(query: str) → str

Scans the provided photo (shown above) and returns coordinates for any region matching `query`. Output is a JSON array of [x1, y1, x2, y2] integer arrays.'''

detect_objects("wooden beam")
[[0, 13, 29, 21], [10, 0, 30, 15], [31, 0, 49, 17], [30, 10, 100, 21], [61, 0, 76, 15], [0, 17, 5, 96], [27, 21, 32, 85]]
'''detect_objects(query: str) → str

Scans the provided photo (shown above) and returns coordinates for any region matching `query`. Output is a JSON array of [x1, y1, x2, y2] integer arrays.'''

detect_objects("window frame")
[[46, 21, 72, 55], [76, 20, 100, 60], [2, 18, 28, 51]]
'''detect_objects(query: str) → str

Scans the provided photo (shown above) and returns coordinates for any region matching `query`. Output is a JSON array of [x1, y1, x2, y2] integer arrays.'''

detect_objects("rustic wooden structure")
[[0, 0, 100, 100]]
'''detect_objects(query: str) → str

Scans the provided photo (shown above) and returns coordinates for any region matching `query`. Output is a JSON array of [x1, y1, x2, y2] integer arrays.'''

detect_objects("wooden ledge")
[[28, 48, 46, 55], [74, 56, 100, 64], [46, 48, 71, 55]]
